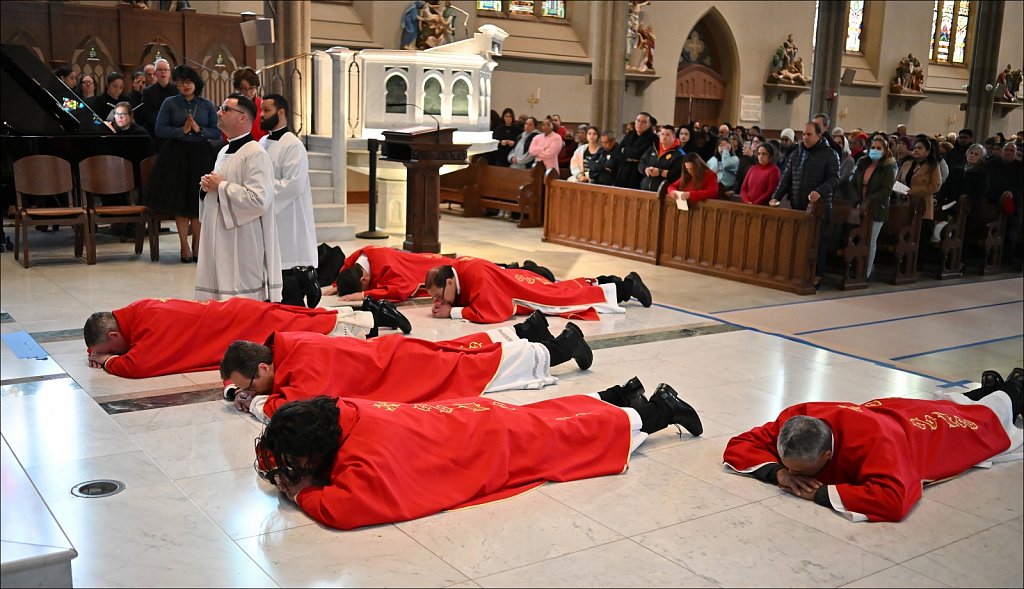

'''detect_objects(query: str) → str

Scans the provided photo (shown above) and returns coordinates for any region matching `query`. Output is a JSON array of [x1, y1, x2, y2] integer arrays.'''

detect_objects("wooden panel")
[[0, 2, 51, 64], [676, 64, 725, 99]]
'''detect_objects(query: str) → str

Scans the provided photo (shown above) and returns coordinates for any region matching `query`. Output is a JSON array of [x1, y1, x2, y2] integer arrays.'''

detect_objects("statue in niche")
[[442, 1, 469, 45], [419, 4, 452, 49], [890, 53, 923, 94], [626, 0, 651, 63], [400, 1, 426, 50], [767, 34, 808, 85], [628, 24, 656, 73], [996, 64, 1023, 102]]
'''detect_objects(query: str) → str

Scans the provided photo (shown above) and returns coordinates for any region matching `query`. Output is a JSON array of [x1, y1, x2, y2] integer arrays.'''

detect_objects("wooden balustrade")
[[543, 176, 823, 294]]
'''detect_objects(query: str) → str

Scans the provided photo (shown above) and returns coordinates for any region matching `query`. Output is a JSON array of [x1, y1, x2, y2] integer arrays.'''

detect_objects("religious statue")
[[400, 0, 426, 50], [631, 24, 656, 73], [442, 1, 469, 45], [419, 3, 453, 49], [1008, 68, 1023, 102], [767, 34, 808, 85], [626, 0, 651, 63], [890, 53, 924, 94]]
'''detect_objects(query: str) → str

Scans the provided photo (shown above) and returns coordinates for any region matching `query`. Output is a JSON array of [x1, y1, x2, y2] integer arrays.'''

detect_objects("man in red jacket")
[[425, 257, 652, 324], [82, 297, 411, 379], [253, 376, 703, 530], [722, 369, 1023, 522], [220, 314, 593, 423]]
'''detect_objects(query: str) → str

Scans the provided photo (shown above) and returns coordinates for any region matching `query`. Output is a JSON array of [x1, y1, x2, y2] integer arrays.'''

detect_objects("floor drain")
[[71, 479, 125, 498]]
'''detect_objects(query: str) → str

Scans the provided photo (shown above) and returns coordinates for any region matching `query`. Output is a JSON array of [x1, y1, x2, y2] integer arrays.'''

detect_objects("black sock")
[[541, 338, 571, 366], [964, 387, 989, 401], [635, 401, 669, 434], [513, 322, 529, 340], [597, 385, 625, 406]]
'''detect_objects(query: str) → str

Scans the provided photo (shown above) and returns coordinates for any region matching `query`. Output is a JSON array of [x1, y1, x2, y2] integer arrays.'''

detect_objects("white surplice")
[[195, 138, 283, 302], [260, 130, 318, 268]]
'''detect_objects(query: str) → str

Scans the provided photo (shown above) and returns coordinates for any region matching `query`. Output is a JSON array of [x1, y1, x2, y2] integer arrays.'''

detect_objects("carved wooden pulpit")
[[380, 126, 469, 253]]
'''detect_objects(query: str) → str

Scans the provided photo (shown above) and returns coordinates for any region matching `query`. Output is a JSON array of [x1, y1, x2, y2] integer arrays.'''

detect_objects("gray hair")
[[777, 415, 832, 462]]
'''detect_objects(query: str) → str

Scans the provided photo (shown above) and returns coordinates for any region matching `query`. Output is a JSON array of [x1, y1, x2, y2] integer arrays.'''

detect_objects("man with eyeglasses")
[[196, 93, 281, 302], [137, 58, 179, 144], [219, 309, 593, 424]]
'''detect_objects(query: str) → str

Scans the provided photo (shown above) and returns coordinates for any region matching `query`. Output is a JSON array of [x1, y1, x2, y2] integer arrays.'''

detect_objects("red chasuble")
[[295, 395, 632, 530], [104, 298, 338, 378], [340, 246, 452, 302], [262, 331, 504, 417], [723, 398, 1013, 522], [451, 257, 605, 323]]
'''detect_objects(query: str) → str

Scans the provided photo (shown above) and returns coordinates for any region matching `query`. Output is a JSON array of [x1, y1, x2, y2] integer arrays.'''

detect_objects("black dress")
[[490, 124, 521, 167], [145, 94, 219, 218]]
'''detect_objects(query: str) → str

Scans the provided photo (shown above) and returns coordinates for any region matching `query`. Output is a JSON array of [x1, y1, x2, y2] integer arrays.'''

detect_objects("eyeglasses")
[[243, 374, 257, 393], [219, 105, 247, 115], [114, 112, 131, 117]]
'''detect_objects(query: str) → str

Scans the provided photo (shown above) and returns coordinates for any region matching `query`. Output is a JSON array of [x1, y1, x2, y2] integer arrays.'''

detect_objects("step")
[[313, 203, 345, 223], [309, 169, 332, 188], [308, 151, 331, 171], [312, 186, 334, 204], [315, 221, 355, 242]]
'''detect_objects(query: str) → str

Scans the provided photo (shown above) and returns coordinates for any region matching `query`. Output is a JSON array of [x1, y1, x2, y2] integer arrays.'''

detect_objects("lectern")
[[380, 126, 469, 253]]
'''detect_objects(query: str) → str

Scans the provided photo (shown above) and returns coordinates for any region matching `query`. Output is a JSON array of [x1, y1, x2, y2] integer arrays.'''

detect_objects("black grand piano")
[[1, 43, 155, 191]]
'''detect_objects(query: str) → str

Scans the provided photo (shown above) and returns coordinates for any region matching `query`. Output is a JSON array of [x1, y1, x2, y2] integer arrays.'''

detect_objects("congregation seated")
[[490, 107, 520, 167], [508, 116, 540, 169]]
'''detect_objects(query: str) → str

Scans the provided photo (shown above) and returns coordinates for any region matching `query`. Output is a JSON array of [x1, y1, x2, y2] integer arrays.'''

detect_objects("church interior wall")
[[489, 57, 592, 124]]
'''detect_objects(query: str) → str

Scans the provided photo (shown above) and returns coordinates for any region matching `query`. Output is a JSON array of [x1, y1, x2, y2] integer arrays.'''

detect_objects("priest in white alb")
[[258, 93, 321, 308], [197, 93, 282, 302]]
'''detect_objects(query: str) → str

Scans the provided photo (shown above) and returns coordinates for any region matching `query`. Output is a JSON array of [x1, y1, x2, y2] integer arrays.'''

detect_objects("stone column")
[[808, 0, 845, 126], [964, 0, 1004, 140], [329, 47, 353, 223], [589, 1, 626, 135]]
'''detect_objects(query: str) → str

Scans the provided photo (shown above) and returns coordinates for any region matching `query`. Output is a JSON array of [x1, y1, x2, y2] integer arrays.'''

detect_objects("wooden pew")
[[439, 157, 547, 228], [543, 176, 823, 294], [831, 198, 870, 290], [875, 194, 924, 284], [968, 202, 1006, 275], [935, 195, 969, 279]]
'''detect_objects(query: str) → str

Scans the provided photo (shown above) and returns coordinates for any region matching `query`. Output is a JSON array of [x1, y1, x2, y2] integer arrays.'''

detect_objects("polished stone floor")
[[1, 207, 1021, 587]]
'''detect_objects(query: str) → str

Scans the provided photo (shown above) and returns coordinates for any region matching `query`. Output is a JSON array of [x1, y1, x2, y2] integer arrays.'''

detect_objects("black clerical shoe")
[[562, 322, 593, 371], [621, 376, 646, 409], [1007, 367, 1023, 392], [363, 297, 412, 334], [523, 260, 556, 282], [980, 370, 1004, 393], [652, 384, 703, 437], [626, 271, 653, 307], [299, 266, 322, 309], [513, 310, 553, 343]]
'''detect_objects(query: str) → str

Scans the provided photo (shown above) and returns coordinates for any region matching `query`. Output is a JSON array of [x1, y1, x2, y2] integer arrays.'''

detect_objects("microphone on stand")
[[395, 103, 441, 141]]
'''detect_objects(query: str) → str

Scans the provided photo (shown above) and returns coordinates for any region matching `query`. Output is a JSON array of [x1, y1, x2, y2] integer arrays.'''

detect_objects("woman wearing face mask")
[[852, 134, 897, 279], [706, 137, 739, 197], [570, 126, 602, 182], [897, 137, 942, 258]]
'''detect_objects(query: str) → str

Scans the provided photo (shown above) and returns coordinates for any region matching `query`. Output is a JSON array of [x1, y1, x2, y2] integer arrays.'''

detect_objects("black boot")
[[362, 297, 412, 334], [523, 260, 556, 282], [512, 310, 554, 343], [596, 376, 646, 408], [626, 271, 652, 307], [541, 323, 593, 370], [300, 266, 322, 308], [964, 370, 1005, 401], [1001, 380, 1024, 421], [636, 384, 702, 436]]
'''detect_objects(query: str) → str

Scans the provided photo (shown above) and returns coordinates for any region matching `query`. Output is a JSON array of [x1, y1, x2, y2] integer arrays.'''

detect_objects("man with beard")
[[258, 93, 321, 308]]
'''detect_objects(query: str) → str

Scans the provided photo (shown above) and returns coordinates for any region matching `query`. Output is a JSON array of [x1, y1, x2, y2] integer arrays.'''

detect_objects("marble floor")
[[1, 207, 1022, 587]]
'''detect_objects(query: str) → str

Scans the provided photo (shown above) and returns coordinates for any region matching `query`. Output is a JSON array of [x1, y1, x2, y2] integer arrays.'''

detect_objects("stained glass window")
[[845, 0, 865, 53], [477, 1, 501, 11], [452, 79, 470, 116], [930, 0, 971, 64], [509, 0, 534, 15], [541, 1, 565, 18]]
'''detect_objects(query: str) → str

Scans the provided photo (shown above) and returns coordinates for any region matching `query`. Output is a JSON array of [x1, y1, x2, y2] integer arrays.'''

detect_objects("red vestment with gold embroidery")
[[295, 395, 631, 529], [340, 246, 452, 301]]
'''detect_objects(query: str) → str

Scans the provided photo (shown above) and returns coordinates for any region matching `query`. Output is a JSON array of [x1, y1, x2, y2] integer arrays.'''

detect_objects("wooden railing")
[[543, 176, 822, 294]]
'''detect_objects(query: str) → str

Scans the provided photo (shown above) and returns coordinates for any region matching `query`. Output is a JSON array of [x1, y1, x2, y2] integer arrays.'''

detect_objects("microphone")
[[395, 103, 441, 141]]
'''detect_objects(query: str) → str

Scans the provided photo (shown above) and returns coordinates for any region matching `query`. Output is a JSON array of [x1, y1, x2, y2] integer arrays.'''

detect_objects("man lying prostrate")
[[323, 245, 557, 303], [83, 297, 411, 379], [425, 257, 652, 324], [220, 311, 592, 423], [723, 368, 1023, 522], [253, 376, 703, 530]]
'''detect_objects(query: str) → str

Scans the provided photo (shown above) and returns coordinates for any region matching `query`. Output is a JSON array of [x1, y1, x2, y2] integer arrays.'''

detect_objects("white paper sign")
[[740, 95, 762, 122], [676, 197, 689, 211]]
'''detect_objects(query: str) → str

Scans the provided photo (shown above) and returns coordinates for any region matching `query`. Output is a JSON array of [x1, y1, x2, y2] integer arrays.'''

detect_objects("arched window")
[[452, 79, 470, 116], [476, 0, 565, 19], [385, 74, 408, 114], [930, 0, 973, 65], [845, 1, 866, 53], [423, 77, 442, 116]]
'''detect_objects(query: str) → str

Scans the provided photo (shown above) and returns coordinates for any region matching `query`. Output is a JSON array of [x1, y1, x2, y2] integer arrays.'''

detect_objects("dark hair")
[[813, 112, 831, 128], [959, 128, 974, 138], [501, 107, 516, 123], [131, 70, 144, 80], [751, 125, 762, 133], [227, 92, 257, 120], [335, 265, 364, 296], [219, 340, 272, 380], [83, 312, 118, 348], [263, 93, 289, 115], [914, 137, 940, 166], [806, 121, 823, 136], [426, 264, 455, 288], [525, 116, 538, 127], [171, 65, 205, 95], [259, 396, 342, 481], [54, 66, 74, 80], [682, 152, 709, 189], [757, 142, 775, 158], [637, 111, 656, 127], [232, 67, 260, 90], [583, 125, 599, 137], [660, 124, 675, 133], [106, 71, 125, 86]]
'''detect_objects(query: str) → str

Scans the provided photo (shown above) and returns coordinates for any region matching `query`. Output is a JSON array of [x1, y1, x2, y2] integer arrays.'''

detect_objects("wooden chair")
[[12, 155, 94, 267], [139, 155, 166, 261], [78, 155, 148, 260]]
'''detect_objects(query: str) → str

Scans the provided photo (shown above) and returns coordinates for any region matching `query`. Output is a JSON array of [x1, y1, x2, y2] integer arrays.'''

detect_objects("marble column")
[[266, 1, 311, 133], [589, 1, 626, 136], [328, 47, 353, 222], [808, 0, 845, 126], [964, 0, 1004, 140]]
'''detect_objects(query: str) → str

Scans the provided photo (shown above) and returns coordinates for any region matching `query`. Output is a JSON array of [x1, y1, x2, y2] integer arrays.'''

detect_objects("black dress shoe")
[[1007, 367, 1023, 391], [364, 297, 412, 334], [980, 370, 1004, 393], [652, 383, 703, 436], [513, 309, 553, 343], [296, 266, 322, 308], [626, 271, 653, 307], [562, 322, 592, 370], [621, 376, 646, 409]]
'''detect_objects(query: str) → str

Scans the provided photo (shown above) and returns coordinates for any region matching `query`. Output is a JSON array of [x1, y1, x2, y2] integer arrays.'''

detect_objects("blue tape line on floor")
[[1, 331, 49, 360], [794, 300, 1023, 335], [891, 334, 1024, 361]]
